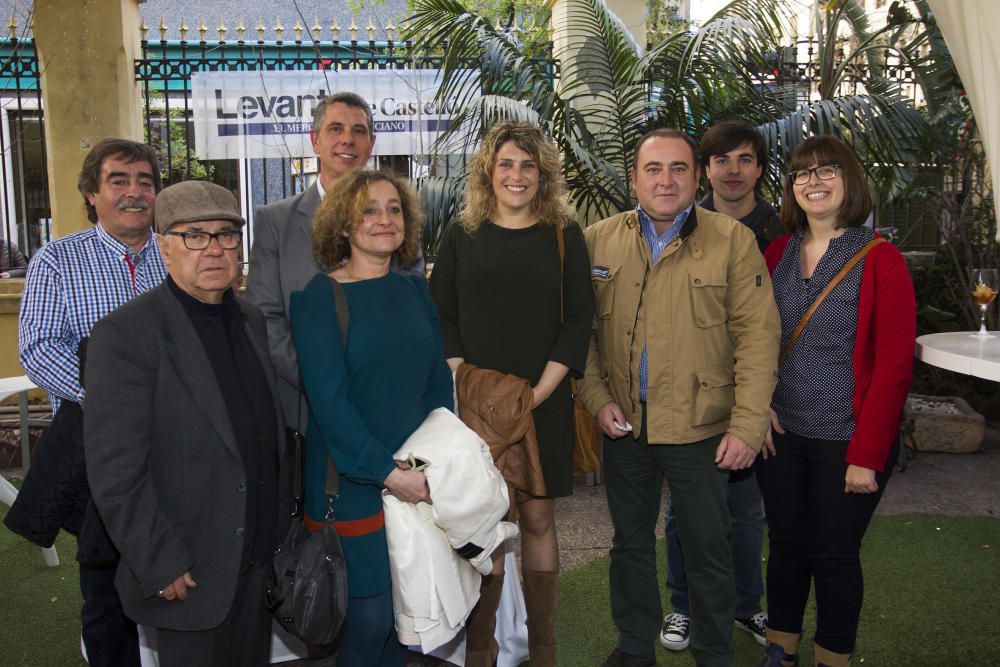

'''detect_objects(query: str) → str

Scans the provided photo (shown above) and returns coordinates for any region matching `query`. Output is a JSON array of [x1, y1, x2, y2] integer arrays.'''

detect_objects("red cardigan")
[[765, 234, 916, 472]]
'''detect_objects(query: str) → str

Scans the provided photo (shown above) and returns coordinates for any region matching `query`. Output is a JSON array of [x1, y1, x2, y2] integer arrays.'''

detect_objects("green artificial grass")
[[0, 494, 85, 666], [2, 496, 999, 666], [558, 515, 1000, 666]]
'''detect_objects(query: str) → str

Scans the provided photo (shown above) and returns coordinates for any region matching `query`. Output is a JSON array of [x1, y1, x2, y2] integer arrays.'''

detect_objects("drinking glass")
[[969, 268, 998, 338]]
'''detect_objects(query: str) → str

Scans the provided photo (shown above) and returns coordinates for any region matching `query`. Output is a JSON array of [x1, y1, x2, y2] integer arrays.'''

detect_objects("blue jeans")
[[665, 471, 765, 618]]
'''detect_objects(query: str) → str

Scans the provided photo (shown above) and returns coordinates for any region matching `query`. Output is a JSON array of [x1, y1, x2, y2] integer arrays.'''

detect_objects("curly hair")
[[457, 121, 575, 232], [312, 170, 423, 270]]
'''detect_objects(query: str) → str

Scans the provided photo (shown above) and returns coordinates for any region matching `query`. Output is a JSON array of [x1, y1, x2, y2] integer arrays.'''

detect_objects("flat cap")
[[155, 181, 246, 233]]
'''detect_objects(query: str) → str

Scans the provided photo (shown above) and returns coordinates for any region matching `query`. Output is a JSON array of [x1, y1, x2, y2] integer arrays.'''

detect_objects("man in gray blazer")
[[85, 181, 291, 666], [246, 91, 424, 431]]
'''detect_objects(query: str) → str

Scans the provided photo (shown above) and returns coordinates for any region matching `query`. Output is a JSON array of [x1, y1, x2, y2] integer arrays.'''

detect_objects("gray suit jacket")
[[84, 283, 292, 631], [245, 182, 425, 431]]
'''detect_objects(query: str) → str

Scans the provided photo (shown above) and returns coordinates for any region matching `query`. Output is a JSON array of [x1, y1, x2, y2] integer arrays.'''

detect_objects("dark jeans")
[[157, 565, 272, 667], [665, 471, 765, 618], [78, 562, 140, 667], [755, 429, 895, 654], [603, 409, 734, 666]]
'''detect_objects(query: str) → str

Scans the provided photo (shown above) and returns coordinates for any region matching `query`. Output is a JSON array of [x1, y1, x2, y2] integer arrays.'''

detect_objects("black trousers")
[[157, 565, 273, 667], [79, 562, 140, 667], [755, 429, 895, 654]]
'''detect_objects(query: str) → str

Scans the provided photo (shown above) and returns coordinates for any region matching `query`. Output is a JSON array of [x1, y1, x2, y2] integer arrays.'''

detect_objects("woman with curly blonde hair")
[[430, 121, 594, 666], [290, 169, 453, 666]]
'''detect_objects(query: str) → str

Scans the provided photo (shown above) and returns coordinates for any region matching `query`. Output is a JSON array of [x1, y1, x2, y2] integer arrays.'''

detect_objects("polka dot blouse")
[[770, 226, 875, 440]]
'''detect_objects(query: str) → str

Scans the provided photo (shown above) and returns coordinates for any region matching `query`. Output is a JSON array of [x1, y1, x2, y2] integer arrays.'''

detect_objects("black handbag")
[[265, 276, 351, 645], [267, 490, 349, 645]]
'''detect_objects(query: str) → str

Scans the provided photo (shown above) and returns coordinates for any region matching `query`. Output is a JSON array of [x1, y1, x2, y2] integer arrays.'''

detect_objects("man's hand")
[[158, 572, 197, 601], [761, 409, 785, 460], [384, 464, 432, 504], [595, 402, 629, 439], [845, 464, 878, 494], [715, 432, 757, 470]]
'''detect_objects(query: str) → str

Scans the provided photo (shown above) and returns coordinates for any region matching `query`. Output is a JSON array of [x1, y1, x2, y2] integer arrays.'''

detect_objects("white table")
[[0, 375, 59, 566], [915, 332, 1000, 381]]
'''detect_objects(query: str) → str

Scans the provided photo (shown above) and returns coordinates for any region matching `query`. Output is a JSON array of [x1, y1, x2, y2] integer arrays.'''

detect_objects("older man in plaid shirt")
[[18, 138, 166, 666]]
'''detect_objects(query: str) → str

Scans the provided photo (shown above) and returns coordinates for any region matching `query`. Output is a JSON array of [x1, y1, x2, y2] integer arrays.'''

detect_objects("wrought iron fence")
[[0, 28, 959, 259], [0, 37, 48, 266], [135, 35, 542, 259]]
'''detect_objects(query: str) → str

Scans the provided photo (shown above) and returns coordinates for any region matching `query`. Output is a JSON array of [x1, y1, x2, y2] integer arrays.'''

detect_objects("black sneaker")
[[659, 612, 690, 650], [735, 611, 768, 646]]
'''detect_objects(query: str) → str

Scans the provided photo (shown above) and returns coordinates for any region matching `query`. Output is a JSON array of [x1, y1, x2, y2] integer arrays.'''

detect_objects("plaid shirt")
[[18, 223, 167, 411], [637, 203, 692, 402]]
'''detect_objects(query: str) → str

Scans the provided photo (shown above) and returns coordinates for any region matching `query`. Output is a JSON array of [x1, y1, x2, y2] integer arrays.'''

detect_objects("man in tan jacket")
[[579, 129, 780, 667]]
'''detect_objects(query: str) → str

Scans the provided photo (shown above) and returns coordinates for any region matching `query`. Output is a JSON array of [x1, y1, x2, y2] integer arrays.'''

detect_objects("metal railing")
[[0, 37, 48, 265], [0, 28, 963, 257]]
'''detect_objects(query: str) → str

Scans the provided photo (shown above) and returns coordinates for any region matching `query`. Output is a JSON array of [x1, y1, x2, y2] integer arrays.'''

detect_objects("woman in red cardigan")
[[756, 136, 915, 667]]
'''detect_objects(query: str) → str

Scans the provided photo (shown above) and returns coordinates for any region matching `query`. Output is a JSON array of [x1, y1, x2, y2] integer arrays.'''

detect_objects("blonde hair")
[[312, 170, 423, 269], [457, 121, 575, 232]]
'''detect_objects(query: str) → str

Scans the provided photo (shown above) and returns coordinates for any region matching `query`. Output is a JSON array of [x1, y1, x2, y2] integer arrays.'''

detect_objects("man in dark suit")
[[84, 180, 291, 666], [245, 91, 424, 432]]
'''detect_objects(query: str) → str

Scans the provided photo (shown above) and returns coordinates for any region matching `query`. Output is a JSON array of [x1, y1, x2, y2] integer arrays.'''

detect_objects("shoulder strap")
[[779, 237, 885, 365], [555, 223, 565, 322], [555, 224, 578, 397], [329, 276, 349, 348], [321, 276, 349, 498]]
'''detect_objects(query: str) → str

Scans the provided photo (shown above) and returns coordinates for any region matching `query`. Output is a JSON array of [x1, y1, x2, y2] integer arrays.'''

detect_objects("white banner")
[[190, 69, 477, 160]]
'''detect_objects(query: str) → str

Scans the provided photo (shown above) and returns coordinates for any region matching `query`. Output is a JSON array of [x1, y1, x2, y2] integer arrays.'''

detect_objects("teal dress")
[[290, 272, 454, 597]]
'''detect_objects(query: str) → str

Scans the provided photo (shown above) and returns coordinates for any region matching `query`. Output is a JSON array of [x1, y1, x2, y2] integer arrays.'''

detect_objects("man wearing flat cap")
[[84, 181, 291, 666]]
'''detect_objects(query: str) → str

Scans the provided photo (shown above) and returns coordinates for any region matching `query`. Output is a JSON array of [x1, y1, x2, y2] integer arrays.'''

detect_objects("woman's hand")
[[845, 464, 878, 494], [762, 409, 784, 459], [531, 361, 570, 408], [531, 385, 549, 409], [384, 465, 432, 504]]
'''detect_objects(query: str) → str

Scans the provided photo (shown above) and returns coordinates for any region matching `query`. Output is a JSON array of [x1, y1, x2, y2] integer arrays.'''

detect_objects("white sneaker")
[[659, 612, 690, 650]]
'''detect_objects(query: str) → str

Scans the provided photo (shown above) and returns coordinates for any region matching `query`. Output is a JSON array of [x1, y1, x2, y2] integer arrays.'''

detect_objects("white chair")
[[0, 375, 58, 566]]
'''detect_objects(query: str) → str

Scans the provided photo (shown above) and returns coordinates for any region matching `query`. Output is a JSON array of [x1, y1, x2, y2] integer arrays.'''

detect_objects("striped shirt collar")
[[637, 203, 693, 262], [94, 222, 160, 262]]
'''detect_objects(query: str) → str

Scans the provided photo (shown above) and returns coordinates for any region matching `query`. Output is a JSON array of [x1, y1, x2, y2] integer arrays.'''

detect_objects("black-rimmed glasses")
[[789, 164, 841, 185], [165, 230, 242, 250]]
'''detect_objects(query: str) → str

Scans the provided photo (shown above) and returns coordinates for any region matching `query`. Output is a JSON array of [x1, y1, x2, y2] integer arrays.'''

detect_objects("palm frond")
[[760, 92, 927, 201], [415, 175, 467, 260]]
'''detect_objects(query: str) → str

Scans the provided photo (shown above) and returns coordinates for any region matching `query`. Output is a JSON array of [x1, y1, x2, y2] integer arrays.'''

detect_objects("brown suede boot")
[[465, 573, 504, 667], [814, 643, 852, 667], [756, 629, 801, 667], [523, 569, 559, 667]]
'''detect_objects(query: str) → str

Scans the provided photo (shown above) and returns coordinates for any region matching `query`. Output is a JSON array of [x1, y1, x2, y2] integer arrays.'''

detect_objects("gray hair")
[[311, 91, 374, 135]]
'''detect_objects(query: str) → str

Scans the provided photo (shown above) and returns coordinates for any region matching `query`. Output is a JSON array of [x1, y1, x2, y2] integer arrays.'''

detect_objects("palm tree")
[[407, 0, 956, 247]]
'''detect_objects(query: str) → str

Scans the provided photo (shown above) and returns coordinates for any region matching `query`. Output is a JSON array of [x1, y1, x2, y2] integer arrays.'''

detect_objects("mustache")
[[118, 198, 150, 211]]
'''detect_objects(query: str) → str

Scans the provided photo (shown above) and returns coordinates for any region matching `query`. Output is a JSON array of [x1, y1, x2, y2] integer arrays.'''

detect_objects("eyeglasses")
[[165, 230, 242, 250], [789, 164, 841, 185], [164, 229, 243, 250]]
